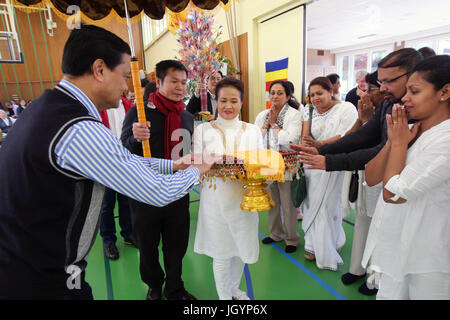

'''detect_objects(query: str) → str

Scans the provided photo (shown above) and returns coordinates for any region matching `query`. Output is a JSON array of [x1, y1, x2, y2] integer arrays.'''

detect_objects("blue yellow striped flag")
[[265, 57, 289, 108]]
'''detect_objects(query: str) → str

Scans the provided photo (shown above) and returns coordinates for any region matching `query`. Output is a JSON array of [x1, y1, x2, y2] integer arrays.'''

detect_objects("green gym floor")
[[85, 186, 376, 300]]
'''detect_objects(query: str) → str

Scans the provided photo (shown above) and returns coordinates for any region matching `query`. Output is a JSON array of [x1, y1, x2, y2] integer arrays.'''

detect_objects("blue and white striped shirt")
[[54, 79, 200, 207]]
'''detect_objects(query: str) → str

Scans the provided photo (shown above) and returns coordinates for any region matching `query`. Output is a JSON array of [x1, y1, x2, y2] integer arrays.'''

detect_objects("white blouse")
[[254, 104, 303, 151], [192, 115, 264, 263], [362, 119, 450, 281]]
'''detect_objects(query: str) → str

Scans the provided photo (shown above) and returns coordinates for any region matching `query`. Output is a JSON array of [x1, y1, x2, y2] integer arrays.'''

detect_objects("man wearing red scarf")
[[121, 60, 195, 300]]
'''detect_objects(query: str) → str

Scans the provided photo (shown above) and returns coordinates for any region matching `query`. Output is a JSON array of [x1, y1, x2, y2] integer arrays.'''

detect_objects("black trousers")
[[130, 194, 190, 299]]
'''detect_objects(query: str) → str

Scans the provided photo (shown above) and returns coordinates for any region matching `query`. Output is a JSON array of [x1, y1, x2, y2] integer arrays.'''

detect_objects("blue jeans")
[[99, 187, 133, 244]]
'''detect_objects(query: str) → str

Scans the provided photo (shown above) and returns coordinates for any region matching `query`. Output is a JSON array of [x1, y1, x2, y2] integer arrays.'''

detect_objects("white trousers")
[[213, 257, 245, 300], [377, 272, 450, 300], [349, 213, 372, 275]]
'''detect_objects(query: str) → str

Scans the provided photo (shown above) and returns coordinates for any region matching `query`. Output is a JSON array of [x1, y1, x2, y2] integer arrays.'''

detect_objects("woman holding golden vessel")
[[192, 77, 264, 300]]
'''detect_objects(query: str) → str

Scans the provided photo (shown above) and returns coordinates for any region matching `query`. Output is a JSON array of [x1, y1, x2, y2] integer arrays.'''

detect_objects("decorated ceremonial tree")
[[173, 8, 222, 118]]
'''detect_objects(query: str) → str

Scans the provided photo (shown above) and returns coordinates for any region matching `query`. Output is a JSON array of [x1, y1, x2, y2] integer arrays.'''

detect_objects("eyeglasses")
[[357, 85, 367, 93], [377, 72, 409, 86]]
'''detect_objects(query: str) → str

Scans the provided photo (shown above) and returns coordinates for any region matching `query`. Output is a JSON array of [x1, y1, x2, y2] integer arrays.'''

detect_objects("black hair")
[[143, 81, 157, 102], [155, 60, 188, 82], [326, 73, 340, 85], [308, 77, 333, 92], [215, 77, 245, 101], [284, 81, 300, 109], [62, 24, 131, 76], [366, 71, 380, 88], [285, 81, 295, 93], [269, 80, 292, 97], [209, 70, 224, 79], [378, 48, 423, 73], [141, 78, 149, 88], [418, 47, 436, 59], [412, 55, 450, 91]]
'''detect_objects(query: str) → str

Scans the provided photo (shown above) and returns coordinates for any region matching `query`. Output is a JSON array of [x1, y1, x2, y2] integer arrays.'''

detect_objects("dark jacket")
[[0, 87, 103, 298], [121, 102, 194, 158], [186, 92, 216, 119], [318, 99, 393, 171], [0, 117, 13, 133], [345, 87, 360, 108]]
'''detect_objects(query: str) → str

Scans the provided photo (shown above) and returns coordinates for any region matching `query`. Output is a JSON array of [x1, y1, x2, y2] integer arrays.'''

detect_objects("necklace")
[[210, 121, 247, 152]]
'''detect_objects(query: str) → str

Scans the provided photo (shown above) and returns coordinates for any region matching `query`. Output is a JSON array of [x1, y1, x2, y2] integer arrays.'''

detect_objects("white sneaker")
[[232, 289, 250, 300]]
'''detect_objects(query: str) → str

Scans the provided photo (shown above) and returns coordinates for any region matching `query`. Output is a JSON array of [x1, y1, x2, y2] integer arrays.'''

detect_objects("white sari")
[[303, 101, 358, 270]]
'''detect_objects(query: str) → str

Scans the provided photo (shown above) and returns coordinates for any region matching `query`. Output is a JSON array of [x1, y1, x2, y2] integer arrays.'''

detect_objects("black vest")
[[0, 87, 105, 298]]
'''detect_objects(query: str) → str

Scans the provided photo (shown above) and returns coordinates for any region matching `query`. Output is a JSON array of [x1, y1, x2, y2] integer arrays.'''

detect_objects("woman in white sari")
[[301, 77, 357, 270], [193, 77, 264, 300], [363, 55, 450, 299]]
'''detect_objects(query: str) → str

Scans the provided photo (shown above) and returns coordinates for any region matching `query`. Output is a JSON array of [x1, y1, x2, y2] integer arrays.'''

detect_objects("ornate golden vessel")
[[202, 150, 300, 212]]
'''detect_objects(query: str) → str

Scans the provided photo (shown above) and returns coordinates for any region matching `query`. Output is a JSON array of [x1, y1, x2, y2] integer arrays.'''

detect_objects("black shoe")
[[341, 272, 366, 285], [179, 291, 197, 300], [104, 243, 119, 260], [285, 245, 297, 253], [146, 287, 162, 300], [124, 236, 137, 248], [358, 282, 378, 296], [262, 237, 277, 244], [167, 290, 197, 300]]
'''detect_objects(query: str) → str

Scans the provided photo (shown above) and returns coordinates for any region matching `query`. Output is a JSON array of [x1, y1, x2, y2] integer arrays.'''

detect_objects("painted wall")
[[144, 30, 179, 72], [143, 0, 307, 122], [0, 9, 143, 104], [307, 49, 335, 66]]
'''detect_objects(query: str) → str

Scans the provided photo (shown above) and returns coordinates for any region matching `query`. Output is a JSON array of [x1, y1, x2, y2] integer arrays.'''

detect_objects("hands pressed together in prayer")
[[358, 94, 375, 124], [386, 104, 421, 147], [262, 108, 281, 132]]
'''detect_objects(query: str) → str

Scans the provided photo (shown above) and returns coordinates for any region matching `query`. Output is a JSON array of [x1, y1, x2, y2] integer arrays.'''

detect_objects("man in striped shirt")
[[0, 25, 217, 300]]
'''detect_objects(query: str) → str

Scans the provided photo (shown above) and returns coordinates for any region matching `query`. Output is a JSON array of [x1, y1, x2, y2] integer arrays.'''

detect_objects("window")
[[354, 53, 368, 76], [438, 39, 450, 55], [141, 14, 168, 48], [336, 46, 390, 95], [411, 41, 433, 50], [142, 15, 153, 48], [338, 56, 350, 94], [406, 34, 450, 57], [371, 50, 388, 72], [154, 15, 168, 37]]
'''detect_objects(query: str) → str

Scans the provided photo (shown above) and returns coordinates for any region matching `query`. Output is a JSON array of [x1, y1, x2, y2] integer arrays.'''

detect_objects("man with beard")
[[290, 48, 423, 295]]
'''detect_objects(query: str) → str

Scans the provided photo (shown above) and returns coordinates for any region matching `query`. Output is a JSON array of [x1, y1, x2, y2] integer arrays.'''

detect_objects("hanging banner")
[[265, 57, 288, 108]]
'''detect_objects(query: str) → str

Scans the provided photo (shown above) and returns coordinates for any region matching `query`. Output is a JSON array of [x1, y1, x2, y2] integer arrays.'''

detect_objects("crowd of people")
[[0, 24, 448, 301], [0, 97, 32, 140]]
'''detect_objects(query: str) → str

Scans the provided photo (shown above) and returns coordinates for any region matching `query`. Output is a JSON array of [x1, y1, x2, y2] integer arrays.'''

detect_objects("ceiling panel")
[[306, 0, 450, 50]]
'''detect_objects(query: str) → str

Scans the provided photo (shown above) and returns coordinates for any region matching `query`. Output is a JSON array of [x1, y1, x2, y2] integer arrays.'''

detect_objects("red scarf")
[[149, 92, 185, 159]]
